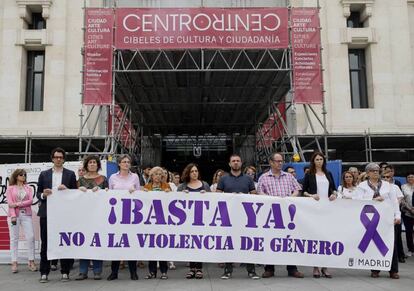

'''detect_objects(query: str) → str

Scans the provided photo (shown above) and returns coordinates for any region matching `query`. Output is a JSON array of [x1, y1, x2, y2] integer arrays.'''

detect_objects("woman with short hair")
[[6, 169, 37, 273], [107, 154, 140, 281], [355, 163, 401, 279]]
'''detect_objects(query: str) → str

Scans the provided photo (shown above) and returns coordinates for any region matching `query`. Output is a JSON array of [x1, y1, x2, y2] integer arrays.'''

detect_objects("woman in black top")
[[177, 163, 211, 279], [302, 152, 337, 278]]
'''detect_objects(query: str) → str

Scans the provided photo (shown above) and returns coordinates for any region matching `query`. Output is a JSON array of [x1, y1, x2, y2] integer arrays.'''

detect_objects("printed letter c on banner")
[[358, 205, 389, 257]]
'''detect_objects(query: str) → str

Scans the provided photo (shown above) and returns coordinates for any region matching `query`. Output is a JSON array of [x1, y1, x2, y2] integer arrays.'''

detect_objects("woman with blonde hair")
[[144, 166, 171, 280], [6, 169, 37, 273]]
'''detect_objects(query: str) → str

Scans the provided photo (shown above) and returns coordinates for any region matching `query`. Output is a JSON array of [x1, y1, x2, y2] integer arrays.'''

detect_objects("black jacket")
[[177, 181, 211, 192], [36, 168, 77, 217], [302, 171, 336, 197]]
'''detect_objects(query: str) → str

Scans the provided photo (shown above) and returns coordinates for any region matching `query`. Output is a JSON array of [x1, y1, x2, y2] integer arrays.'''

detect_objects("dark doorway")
[[161, 135, 231, 184]]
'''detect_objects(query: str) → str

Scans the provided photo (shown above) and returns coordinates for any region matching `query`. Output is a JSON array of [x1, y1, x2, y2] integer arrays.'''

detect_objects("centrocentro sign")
[[115, 8, 289, 49]]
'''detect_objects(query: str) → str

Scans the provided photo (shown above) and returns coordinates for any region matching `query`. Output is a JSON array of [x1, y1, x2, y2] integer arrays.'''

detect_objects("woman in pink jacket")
[[6, 169, 36, 273]]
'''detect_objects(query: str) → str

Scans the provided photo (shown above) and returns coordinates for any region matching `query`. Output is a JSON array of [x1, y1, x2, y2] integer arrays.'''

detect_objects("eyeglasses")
[[120, 161, 131, 164], [18, 173, 27, 177]]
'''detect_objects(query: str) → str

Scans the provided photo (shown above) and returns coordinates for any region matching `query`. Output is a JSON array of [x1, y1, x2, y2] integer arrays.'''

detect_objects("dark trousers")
[[225, 263, 254, 274], [403, 214, 414, 252], [189, 262, 203, 269], [388, 225, 399, 273], [148, 261, 168, 275], [395, 222, 405, 259], [39, 217, 74, 275], [111, 261, 137, 275], [264, 265, 298, 274]]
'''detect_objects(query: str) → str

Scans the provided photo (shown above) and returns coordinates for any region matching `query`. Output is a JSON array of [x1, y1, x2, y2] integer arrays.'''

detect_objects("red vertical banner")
[[108, 105, 135, 150], [257, 102, 286, 148], [83, 8, 114, 105], [291, 8, 323, 104]]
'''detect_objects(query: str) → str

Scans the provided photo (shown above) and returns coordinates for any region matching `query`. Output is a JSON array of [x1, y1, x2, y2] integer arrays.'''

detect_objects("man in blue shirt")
[[216, 154, 259, 280]]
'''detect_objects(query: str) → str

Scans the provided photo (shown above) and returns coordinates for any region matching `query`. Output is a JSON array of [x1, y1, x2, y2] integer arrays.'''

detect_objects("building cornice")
[[15, 0, 53, 21], [341, 0, 374, 20]]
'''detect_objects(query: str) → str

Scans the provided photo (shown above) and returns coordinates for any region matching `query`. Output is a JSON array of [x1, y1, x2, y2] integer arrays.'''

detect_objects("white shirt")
[[52, 168, 63, 189], [316, 174, 329, 200], [401, 183, 414, 218], [401, 183, 414, 207], [41, 168, 63, 200], [390, 183, 403, 199], [337, 185, 358, 199], [355, 180, 401, 220], [169, 182, 177, 192]]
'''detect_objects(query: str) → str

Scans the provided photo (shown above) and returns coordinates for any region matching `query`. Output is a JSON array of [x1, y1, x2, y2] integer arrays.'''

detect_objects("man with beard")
[[216, 154, 260, 280]]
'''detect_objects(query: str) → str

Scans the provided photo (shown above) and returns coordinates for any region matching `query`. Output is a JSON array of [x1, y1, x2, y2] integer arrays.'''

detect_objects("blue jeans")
[[79, 259, 103, 274]]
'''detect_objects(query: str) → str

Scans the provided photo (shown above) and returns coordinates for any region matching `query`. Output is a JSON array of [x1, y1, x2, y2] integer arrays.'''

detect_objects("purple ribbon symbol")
[[358, 205, 389, 257]]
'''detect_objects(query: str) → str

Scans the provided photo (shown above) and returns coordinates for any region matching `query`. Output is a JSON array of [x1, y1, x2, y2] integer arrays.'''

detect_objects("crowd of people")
[[5, 147, 414, 283]]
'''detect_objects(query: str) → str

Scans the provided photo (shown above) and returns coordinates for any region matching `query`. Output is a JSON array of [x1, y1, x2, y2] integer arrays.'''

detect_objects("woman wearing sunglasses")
[[6, 169, 37, 273]]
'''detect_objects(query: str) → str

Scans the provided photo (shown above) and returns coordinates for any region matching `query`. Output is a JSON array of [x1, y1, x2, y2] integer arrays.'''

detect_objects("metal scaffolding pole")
[[317, 0, 329, 159]]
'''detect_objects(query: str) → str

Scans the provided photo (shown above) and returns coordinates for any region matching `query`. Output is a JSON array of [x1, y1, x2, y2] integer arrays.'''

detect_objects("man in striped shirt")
[[257, 152, 304, 279]]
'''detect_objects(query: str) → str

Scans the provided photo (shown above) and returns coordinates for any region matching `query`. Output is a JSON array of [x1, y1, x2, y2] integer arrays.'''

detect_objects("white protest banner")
[[48, 190, 395, 270]]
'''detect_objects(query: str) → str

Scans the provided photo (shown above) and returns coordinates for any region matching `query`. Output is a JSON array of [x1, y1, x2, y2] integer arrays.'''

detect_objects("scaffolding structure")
[[2, 0, 414, 173], [58, 1, 411, 167]]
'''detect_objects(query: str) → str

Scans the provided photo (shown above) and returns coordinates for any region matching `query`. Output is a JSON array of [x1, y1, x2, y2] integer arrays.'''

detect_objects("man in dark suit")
[[384, 165, 406, 263], [37, 147, 77, 283]]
